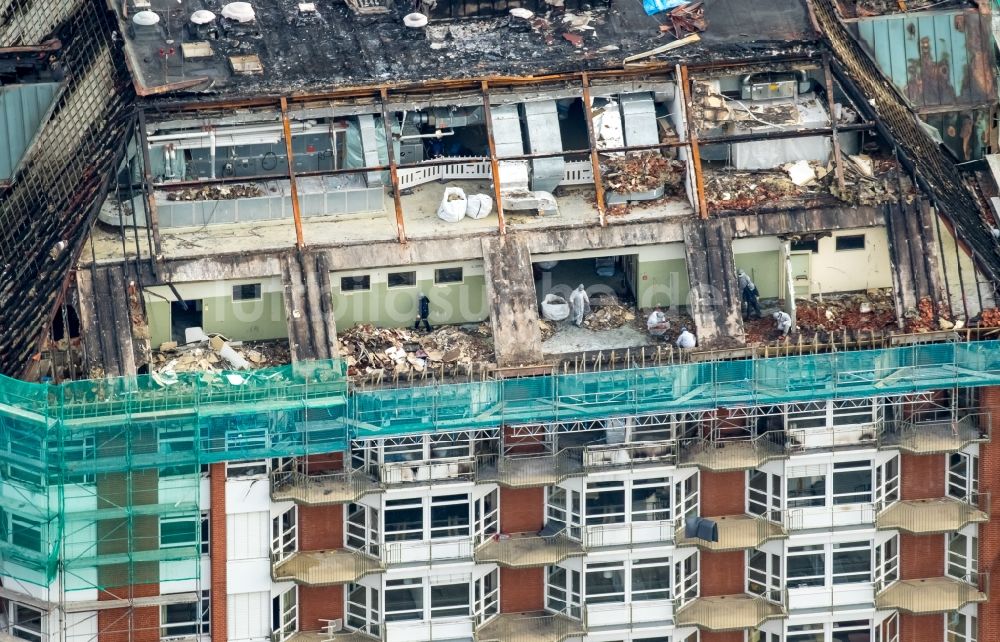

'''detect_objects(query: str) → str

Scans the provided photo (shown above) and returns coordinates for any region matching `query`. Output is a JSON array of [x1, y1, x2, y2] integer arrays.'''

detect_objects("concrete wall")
[[733, 226, 892, 299], [331, 260, 489, 329], [144, 277, 287, 347]]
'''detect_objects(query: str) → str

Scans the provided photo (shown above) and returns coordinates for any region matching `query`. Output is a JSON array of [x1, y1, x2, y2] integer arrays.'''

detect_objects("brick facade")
[[700, 470, 745, 516], [899, 613, 943, 642], [98, 583, 160, 642], [699, 550, 744, 596], [209, 463, 227, 642], [499, 567, 545, 612], [900, 453, 945, 500], [978, 386, 1000, 642], [500, 487, 544, 533], [899, 533, 944, 579], [701, 632, 745, 642], [299, 504, 344, 550], [299, 585, 345, 632]]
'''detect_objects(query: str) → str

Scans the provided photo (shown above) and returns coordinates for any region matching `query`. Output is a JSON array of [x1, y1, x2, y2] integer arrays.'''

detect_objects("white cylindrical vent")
[[403, 12, 428, 27], [221, 2, 256, 23], [190, 9, 216, 24], [132, 10, 161, 26]]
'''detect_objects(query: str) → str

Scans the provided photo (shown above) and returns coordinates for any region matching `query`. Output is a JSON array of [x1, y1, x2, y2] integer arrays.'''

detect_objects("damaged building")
[[3, 0, 1000, 640]]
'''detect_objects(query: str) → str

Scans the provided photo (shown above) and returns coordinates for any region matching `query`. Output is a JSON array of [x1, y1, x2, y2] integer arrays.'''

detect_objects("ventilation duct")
[[522, 100, 565, 194]]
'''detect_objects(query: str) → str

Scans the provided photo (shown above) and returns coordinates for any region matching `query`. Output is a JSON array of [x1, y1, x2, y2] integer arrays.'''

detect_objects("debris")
[[184, 326, 209, 344], [338, 324, 495, 376], [219, 343, 250, 370], [784, 160, 817, 186], [603, 152, 685, 194], [563, 32, 584, 47], [165, 184, 263, 201], [158, 341, 178, 352], [541, 294, 571, 321], [666, 1, 706, 38], [641, 0, 689, 17], [848, 154, 874, 177], [623, 33, 700, 64], [581, 297, 635, 330], [979, 308, 1000, 327]]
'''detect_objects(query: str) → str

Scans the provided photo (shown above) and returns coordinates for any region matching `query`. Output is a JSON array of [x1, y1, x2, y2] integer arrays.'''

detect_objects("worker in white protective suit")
[[647, 308, 670, 337], [676, 327, 696, 349], [569, 284, 590, 327], [773, 310, 793, 337]]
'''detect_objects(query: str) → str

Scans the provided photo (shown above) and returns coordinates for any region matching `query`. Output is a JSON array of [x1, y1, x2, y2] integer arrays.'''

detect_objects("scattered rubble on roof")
[[582, 297, 637, 331], [151, 335, 291, 382], [603, 153, 685, 194], [338, 323, 495, 376], [165, 184, 265, 201], [744, 290, 899, 343]]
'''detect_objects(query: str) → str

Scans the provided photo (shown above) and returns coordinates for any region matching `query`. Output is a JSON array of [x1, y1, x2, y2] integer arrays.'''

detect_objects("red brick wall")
[[209, 463, 227, 642], [500, 487, 544, 533], [899, 613, 943, 642], [299, 504, 344, 550], [900, 453, 945, 500], [306, 452, 344, 473], [98, 583, 160, 642], [299, 586, 344, 632], [701, 470, 745, 516], [900, 533, 944, 579], [499, 567, 544, 612], [978, 386, 1000, 640], [699, 551, 744, 596]]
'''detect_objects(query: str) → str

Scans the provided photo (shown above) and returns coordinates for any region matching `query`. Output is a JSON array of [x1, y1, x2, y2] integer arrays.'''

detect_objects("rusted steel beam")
[[280, 96, 306, 249], [136, 110, 163, 262], [581, 73, 607, 226], [822, 54, 846, 194], [379, 87, 407, 244], [480, 81, 507, 236], [0, 38, 61, 54], [679, 65, 709, 219]]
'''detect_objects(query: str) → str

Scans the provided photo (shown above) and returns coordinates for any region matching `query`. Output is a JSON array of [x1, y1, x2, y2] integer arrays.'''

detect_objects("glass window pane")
[[586, 568, 625, 603]]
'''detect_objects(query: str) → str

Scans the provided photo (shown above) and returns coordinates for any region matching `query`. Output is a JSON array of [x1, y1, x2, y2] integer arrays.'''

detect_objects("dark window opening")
[[233, 283, 261, 301], [791, 239, 819, 253], [388, 272, 416, 288], [835, 235, 866, 251], [171, 300, 203, 343], [434, 268, 463, 284], [341, 275, 371, 292]]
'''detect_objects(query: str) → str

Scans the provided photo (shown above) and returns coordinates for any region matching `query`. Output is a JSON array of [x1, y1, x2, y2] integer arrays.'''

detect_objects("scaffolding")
[[0, 342, 998, 595]]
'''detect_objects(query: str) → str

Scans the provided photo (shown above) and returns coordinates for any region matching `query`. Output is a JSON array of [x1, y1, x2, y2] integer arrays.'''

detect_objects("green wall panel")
[[637, 258, 690, 309]]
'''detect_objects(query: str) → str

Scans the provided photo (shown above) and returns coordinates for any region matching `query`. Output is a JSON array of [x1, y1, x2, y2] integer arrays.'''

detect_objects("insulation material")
[[731, 99, 832, 169]]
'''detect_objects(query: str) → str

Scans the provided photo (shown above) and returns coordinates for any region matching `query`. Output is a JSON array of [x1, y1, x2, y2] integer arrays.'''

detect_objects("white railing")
[[585, 599, 673, 627], [382, 537, 474, 565], [583, 519, 676, 548], [379, 457, 476, 484], [383, 616, 474, 642], [396, 158, 593, 191]]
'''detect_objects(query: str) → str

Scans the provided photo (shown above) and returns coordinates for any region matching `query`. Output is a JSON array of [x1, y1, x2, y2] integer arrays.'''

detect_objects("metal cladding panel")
[[522, 100, 565, 194], [853, 10, 996, 109], [0, 83, 59, 181], [619, 92, 660, 147]]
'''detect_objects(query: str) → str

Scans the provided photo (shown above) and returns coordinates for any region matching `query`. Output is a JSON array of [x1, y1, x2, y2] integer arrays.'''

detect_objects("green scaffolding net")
[[1, 342, 999, 590]]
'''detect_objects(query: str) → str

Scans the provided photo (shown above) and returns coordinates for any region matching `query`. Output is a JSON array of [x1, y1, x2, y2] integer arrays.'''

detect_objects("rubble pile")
[[744, 291, 899, 343], [538, 319, 558, 341], [827, 154, 899, 205], [603, 153, 684, 194], [151, 335, 290, 381], [706, 169, 809, 211], [903, 297, 958, 332], [165, 184, 264, 201], [690, 82, 798, 129], [338, 324, 494, 376], [582, 299, 636, 330], [979, 308, 1000, 327]]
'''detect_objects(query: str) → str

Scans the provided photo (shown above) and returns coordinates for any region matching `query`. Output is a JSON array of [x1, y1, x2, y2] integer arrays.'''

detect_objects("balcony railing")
[[882, 410, 991, 454], [474, 533, 584, 568], [270, 468, 380, 505], [582, 518, 677, 548], [876, 493, 990, 534], [474, 612, 585, 642], [271, 549, 382, 586], [585, 598, 673, 627], [674, 591, 787, 631], [278, 630, 378, 642], [678, 430, 786, 472], [875, 573, 989, 614], [384, 617, 474, 642], [498, 441, 674, 488], [379, 456, 479, 486], [785, 422, 882, 453], [675, 511, 792, 551], [383, 537, 475, 566]]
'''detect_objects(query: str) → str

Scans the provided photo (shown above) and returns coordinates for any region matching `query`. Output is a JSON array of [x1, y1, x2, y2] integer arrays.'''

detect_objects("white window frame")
[[6, 601, 44, 642], [947, 529, 979, 581], [383, 575, 471, 622], [160, 590, 210, 640], [545, 565, 582, 618], [786, 540, 873, 589], [946, 610, 978, 642], [272, 587, 297, 642], [160, 515, 199, 550], [383, 492, 472, 543]]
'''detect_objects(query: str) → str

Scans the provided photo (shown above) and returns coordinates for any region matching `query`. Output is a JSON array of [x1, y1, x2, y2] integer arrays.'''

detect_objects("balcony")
[[498, 442, 674, 488], [272, 549, 382, 586], [876, 494, 990, 534], [882, 411, 991, 455], [282, 631, 378, 642], [475, 613, 585, 642], [383, 538, 475, 566], [875, 575, 988, 614], [384, 617, 474, 642], [379, 456, 480, 486], [475, 533, 584, 568], [585, 599, 673, 628], [785, 423, 881, 453], [674, 593, 786, 631], [675, 513, 788, 552], [583, 519, 676, 548], [270, 469, 380, 505], [678, 432, 786, 472]]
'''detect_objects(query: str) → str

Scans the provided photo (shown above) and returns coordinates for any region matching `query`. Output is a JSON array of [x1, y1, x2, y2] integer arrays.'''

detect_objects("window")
[[429, 582, 468, 617], [787, 623, 823, 642], [429, 494, 470, 538], [585, 562, 625, 604], [160, 516, 198, 549], [385, 498, 423, 542], [787, 544, 825, 588], [948, 452, 978, 500], [385, 578, 423, 622], [835, 234, 865, 251], [2, 511, 43, 552], [790, 239, 819, 253], [585, 481, 626, 525], [61, 436, 96, 484], [226, 460, 267, 478], [434, 267, 463, 284], [832, 461, 873, 505], [232, 283, 261, 301], [341, 275, 371, 292], [787, 475, 826, 508], [388, 271, 416, 288], [947, 532, 978, 579], [161, 591, 210, 638], [6, 602, 44, 642], [201, 512, 210, 555], [631, 557, 670, 601], [832, 619, 871, 642], [832, 541, 871, 584], [631, 478, 671, 522], [546, 566, 581, 617], [947, 611, 977, 642], [271, 588, 297, 641]]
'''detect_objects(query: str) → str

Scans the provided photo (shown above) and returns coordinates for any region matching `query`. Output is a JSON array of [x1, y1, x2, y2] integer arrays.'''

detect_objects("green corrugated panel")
[[0, 83, 60, 181]]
